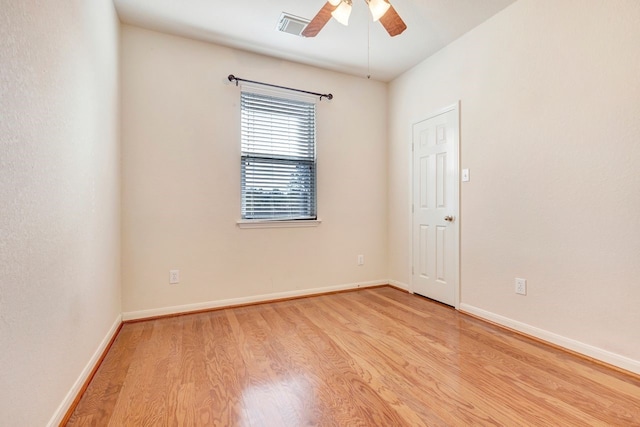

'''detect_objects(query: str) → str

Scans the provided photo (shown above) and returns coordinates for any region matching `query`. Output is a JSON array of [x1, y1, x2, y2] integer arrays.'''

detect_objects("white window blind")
[[241, 90, 317, 220]]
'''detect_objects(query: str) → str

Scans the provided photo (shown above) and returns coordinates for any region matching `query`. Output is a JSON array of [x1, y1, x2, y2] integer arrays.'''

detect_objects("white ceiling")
[[114, 0, 516, 82]]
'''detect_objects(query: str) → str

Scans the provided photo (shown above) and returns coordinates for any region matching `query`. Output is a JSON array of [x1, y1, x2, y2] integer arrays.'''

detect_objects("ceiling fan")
[[302, 0, 407, 38]]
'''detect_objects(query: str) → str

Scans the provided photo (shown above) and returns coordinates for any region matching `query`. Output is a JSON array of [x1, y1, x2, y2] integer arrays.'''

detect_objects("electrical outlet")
[[357, 255, 364, 266], [515, 278, 526, 295], [169, 269, 180, 284]]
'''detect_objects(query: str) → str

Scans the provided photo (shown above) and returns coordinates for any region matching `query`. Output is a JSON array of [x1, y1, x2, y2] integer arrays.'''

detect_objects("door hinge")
[[412, 266, 414, 275], [411, 143, 414, 152], [412, 204, 414, 213]]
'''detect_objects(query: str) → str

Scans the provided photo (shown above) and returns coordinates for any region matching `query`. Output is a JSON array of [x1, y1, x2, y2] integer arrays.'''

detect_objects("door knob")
[[444, 215, 454, 222]]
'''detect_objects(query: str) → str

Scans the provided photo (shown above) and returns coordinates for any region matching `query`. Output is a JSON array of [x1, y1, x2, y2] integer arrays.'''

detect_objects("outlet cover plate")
[[169, 269, 180, 284], [515, 278, 526, 295]]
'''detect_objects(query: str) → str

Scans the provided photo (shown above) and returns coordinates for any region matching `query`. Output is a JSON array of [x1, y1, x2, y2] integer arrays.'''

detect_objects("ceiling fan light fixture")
[[367, 0, 391, 22], [304, 0, 406, 38], [331, 0, 352, 26]]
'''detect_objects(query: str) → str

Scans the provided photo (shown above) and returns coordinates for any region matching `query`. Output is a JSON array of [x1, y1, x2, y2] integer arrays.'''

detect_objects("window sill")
[[237, 219, 322, 229]]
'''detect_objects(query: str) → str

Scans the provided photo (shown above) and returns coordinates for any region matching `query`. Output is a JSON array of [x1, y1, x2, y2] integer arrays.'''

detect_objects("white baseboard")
[[47, 314, 122, 427], [122, 279, 389, 321], [459, 303, 640, 376], [388, 279, 410, 292]]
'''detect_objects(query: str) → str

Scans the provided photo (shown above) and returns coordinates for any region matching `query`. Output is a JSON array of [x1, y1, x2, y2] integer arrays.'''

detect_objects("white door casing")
[[411, 104, 460, 307]]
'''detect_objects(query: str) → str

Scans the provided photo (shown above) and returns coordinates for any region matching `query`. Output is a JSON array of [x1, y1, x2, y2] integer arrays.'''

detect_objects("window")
[[240, 87, 317, 221]]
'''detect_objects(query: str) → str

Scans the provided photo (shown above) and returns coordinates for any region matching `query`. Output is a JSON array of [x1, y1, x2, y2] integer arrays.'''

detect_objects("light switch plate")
[[462, 169, 470, 182]]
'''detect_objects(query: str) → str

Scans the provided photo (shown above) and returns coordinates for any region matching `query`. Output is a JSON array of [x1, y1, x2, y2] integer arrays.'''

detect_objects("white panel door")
[[412, 107, 459, 307]]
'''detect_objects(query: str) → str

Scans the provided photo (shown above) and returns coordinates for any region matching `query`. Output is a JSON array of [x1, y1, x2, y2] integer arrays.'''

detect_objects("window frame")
[[237, 84, 320, 228]]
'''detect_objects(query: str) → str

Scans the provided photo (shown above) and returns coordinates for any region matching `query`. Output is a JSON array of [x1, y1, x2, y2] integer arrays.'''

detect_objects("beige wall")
[[389, 0, 640, 369], [120, 26, 388, 315], [0, 1, 121, 425]]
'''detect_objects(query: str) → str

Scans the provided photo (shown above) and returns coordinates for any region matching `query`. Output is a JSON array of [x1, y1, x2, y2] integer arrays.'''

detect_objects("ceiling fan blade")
[[379, 4, 407, 37], [302, 2, 338, 37]]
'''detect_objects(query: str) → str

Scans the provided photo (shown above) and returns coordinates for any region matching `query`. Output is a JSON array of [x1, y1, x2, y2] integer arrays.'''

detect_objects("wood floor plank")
[[347, 292, 602, 423], [263, 301, 411, 426], [364, 289, 640, 424], [65, 322, 147, 425], [367, 288, 640, 423], [66, 287, 640, 426], [253, 304, 343, 426], [295, 295, 448, 426], [202, 310, 251, 426], [225, 307, 291, 427], [365, 289, 640, 424], [307, 293, 523, 425]]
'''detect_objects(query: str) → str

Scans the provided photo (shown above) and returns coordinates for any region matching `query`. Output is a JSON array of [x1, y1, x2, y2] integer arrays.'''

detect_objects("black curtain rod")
[[227, 74, 333, 101]]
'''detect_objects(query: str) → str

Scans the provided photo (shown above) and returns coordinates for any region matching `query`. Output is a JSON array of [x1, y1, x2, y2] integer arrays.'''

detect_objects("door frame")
[[409, 101, 461, 309]]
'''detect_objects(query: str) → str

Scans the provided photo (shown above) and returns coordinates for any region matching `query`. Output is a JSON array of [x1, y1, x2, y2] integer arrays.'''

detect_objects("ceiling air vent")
[[277, 13, 310, 37]]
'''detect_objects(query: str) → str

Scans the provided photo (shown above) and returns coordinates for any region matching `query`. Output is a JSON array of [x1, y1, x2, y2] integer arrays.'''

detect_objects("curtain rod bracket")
[[227, 74, 333, 101]]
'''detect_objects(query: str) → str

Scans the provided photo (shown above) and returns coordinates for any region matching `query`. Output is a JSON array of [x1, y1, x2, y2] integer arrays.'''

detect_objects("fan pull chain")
[[367, 16, 371, 79]]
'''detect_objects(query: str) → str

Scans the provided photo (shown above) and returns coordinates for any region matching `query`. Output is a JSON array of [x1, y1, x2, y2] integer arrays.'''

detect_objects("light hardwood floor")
[[66, 287, 640, 426]]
